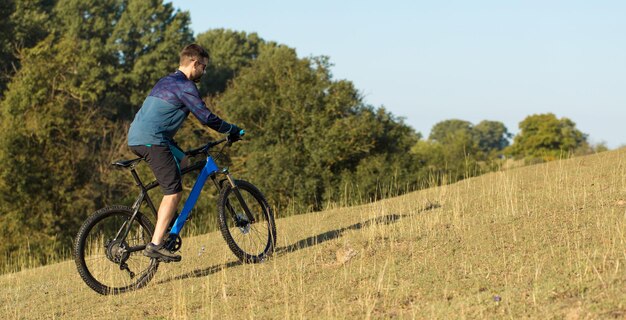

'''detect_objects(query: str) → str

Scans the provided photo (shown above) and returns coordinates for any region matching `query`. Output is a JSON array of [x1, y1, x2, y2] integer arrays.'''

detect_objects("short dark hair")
[[179, 44, 209, 66]]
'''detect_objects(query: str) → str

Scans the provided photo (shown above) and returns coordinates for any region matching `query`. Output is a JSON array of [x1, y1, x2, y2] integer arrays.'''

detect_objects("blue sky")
[[170, 0, 625, 148]]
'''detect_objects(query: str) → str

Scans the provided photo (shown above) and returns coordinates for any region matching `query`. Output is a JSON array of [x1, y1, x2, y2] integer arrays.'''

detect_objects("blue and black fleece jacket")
[[128, 70, 234, 146]]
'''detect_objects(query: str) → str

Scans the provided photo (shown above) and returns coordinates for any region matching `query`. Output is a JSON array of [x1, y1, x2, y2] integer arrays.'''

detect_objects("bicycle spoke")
[[83, 255, 108, 262], [249, 228, 263, 249], [250, 225, 265, 238]]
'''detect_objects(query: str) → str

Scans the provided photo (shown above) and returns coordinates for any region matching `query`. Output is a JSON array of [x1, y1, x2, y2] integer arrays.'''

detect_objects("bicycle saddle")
[[111, 157, 143, 168]]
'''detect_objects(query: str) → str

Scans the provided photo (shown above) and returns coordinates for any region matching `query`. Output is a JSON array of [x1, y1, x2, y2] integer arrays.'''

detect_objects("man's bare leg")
[[152, 192, 182, 245]]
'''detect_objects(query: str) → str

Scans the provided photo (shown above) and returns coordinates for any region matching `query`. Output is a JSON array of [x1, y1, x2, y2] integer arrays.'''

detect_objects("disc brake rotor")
[[235, 213, 251, 234]]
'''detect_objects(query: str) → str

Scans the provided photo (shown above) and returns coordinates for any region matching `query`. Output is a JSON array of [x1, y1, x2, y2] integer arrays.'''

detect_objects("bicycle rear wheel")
[[217, 180, 276, 263], [73, 205, 158, 295]]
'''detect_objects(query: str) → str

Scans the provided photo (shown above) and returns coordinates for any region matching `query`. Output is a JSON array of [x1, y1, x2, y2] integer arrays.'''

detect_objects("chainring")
[[163, 234, 183, 252]]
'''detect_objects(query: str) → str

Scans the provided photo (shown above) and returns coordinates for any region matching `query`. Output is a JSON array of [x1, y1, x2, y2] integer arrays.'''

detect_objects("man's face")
[[190, 57, 208, 83]]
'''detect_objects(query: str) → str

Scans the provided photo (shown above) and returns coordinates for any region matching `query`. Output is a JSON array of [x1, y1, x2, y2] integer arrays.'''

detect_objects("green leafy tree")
[[346, 108, 421, 202], [427, 119, 479, 176], [507, 113, 589, 161], [0, 1, 14, 92], [473, 120, 511, 158], [429, 119, 473, 145], [411, 140, 448, 186], [13, 0, 56, 45], [195, 29, 264, 97], [0, 0, 56, 95], [591, 142, 609, 153], [106, 0, 193, 118], [420, 118, 511, 181]]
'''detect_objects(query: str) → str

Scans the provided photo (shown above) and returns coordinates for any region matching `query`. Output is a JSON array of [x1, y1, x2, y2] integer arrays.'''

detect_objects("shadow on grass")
[[275, 202, 440, 256], [158, 202, 441, 284], [157, 260, 243, 284]]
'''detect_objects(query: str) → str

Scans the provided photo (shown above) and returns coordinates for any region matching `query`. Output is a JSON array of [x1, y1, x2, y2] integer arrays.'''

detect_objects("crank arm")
[[119, 262, 136, 279]]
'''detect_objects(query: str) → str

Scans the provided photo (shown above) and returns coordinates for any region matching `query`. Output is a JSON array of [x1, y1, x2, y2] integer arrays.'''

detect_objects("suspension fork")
[[213, 175, 238, 223], [221, 169, 256, 223], [211, 175, 237, 220]]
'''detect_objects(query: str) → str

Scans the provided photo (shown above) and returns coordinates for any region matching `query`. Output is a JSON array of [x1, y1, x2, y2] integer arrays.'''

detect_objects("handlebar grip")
[[239, 129, 246, 136]]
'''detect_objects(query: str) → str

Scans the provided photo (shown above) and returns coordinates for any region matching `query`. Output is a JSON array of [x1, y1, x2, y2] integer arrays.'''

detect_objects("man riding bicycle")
[[127, 44, 242, 262]]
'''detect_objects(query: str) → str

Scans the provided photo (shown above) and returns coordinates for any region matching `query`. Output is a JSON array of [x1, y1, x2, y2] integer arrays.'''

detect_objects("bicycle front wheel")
[[217, 180, 276, 263], [73, 205, 159, 295]]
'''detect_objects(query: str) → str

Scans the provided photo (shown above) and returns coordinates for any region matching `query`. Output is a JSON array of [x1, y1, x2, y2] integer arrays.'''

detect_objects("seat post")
[[129, 168, 145, 188]]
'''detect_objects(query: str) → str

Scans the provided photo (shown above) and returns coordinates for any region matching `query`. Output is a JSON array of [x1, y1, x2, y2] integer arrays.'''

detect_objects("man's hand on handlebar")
[[228, 124, 245, 143]]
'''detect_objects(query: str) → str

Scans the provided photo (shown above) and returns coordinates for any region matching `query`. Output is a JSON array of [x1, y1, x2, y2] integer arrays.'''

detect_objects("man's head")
[[179, 44, 209, 82]]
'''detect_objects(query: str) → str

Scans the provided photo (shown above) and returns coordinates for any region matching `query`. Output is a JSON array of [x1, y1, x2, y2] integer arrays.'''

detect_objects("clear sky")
[[170, 0, 625, 148]]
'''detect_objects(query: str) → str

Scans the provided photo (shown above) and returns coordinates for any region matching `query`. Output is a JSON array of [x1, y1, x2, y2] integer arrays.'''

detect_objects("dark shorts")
[[130, 144, 184, 195]]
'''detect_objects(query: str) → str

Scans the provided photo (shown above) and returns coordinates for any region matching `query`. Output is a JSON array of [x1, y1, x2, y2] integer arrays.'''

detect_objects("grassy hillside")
[[1, 149, 626, 319]]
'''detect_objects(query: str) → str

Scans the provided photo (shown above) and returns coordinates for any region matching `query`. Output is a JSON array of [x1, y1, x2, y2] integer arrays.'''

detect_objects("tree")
[[420, 118, 511, 181], [106, 0, 194, 118], [195, 29, 264, 97], [473, 120, 511, 158], [345, 108, 421, 202], [0, 1, 14, 93], [0, 0, 56, 95], [411, 140, 447, 186], [428, 119, 473, 145], [427, 119, 479, 175], [507, 113, 588, 161]]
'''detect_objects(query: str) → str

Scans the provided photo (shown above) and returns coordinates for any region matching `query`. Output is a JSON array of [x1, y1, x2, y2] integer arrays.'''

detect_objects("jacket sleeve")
[[178, 81, 232, 133]]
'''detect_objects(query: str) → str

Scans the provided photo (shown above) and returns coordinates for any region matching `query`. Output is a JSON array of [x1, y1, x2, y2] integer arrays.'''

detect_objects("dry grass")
[[1, 149, 626, 319]]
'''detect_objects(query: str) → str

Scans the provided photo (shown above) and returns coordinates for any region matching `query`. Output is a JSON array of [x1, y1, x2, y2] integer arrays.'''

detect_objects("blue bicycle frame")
[[168, 155, 219, 235]]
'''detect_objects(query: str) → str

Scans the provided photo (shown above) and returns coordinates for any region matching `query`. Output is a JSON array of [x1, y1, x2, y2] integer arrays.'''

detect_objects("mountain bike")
[[73, 135, 276, 295]]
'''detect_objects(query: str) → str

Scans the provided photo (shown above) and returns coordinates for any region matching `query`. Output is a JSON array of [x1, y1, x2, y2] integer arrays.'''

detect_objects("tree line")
[[0, 0, 605, 272]]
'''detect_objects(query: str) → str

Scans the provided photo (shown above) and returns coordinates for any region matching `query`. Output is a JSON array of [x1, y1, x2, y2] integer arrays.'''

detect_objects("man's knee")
[[163, 192, 182, 203]]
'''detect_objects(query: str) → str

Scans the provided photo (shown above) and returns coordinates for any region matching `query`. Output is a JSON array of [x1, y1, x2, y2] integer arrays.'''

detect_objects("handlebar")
[[184, 130, 245, 157]]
